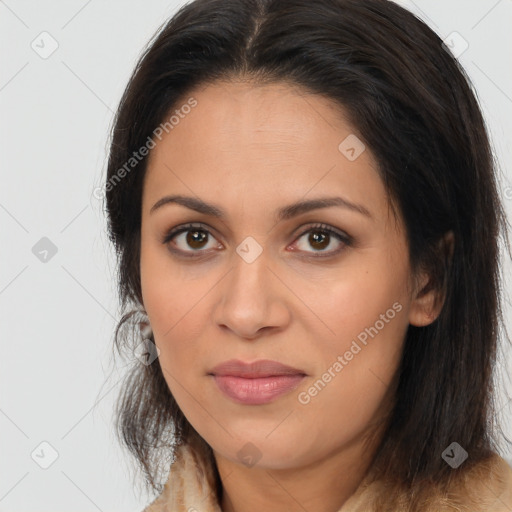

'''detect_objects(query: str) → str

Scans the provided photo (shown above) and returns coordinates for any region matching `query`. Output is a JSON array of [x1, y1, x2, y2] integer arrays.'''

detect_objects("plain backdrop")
[[1, 0, 511, 510]]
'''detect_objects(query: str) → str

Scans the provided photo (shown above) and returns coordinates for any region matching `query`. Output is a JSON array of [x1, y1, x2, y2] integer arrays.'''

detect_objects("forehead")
[[157, 80, 356, 150], [143, 80, 387, 222]]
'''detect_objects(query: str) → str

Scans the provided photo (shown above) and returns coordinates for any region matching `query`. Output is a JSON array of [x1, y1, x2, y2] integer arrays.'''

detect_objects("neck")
[[213, 425, 383, 512]]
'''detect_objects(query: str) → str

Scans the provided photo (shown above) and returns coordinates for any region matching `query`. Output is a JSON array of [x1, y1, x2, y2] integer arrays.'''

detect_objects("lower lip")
[[212, 374, 305, 405]]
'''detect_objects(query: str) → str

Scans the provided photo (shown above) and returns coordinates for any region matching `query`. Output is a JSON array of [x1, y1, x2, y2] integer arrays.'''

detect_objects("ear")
[[408, 230, 454, 327]]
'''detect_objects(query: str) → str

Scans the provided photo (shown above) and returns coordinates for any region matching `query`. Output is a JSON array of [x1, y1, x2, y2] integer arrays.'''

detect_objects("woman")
[[104, 0, 512, 510]]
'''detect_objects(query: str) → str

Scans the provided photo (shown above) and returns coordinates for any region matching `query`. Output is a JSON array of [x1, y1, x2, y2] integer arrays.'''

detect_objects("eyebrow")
[[149, 194, 372, 221]]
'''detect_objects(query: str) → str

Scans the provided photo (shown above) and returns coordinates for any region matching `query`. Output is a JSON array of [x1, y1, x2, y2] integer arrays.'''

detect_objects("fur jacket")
[[143, 437, 512, 512]]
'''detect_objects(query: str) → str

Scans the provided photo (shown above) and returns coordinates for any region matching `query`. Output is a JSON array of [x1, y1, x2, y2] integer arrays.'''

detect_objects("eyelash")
[[162, 222, 353, 259]]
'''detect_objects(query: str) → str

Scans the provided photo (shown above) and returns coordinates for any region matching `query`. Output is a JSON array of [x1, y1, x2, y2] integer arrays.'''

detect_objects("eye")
[[162, 223, 221, 257], [162, 222, 352, 259], [290, 223, 352, 257]]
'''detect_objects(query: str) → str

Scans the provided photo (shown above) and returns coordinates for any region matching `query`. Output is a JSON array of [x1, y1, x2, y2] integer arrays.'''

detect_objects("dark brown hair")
[[103, 0, 511, 508]]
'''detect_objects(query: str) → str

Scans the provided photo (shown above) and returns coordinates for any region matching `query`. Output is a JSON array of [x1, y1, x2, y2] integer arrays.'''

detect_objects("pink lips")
[[209, 359, 306, 405]]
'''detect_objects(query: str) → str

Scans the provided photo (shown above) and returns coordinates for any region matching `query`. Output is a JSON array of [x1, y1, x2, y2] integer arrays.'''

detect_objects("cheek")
[[140, 242, 213, 380], [296, 288, 407, 451], [303, 262, 408, 410], [318, 259, 408, 342], [141, 236, 192, 327]]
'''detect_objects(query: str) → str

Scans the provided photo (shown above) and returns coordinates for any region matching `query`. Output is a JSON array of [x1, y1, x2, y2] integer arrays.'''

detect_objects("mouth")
[[209, 358, 306, 378], [208, 359, 306, 405]]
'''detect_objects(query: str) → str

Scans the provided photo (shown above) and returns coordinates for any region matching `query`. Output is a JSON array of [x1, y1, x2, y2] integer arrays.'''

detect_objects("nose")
[[212, 251, 291, 340]]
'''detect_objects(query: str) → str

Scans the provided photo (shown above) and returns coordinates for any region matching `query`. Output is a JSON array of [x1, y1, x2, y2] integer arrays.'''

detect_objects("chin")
[[211, 434, 310, 470]]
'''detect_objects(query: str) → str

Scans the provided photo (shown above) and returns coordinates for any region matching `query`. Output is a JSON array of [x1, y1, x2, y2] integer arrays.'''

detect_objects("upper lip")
[[209, 359, 306, 378]]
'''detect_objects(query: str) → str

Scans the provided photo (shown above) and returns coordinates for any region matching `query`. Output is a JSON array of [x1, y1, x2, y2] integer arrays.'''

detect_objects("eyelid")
[[290, 223, 352, 257], [162, 222, 352, 257], [161, 222, 222, 255], [161, 222, 217, 244], [292, 223, 350, 243]]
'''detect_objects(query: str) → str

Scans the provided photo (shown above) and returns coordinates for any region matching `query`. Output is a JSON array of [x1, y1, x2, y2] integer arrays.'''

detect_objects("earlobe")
[[408, 273, 440, 326], [408, 230, 454, 327], [408, 282, 442, 326]]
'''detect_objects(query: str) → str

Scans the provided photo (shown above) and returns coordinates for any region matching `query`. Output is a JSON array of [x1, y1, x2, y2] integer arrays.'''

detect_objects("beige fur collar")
[[143, 439, 512, 512]]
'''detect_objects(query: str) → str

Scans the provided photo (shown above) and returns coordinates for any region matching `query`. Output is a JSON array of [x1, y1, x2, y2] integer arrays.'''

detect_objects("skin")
[[140, 80, 444, 512]]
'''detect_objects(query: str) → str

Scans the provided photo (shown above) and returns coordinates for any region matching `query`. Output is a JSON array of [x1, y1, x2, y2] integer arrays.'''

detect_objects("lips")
[[209, 359, 306, 378], [209, 359, 306, 405]]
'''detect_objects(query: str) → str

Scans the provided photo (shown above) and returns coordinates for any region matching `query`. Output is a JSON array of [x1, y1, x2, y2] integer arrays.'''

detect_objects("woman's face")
[[140, 80, 431, 471]]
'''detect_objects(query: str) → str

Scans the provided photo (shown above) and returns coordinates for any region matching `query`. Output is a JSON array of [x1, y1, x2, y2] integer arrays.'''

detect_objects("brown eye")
[[308, 231, 330, 251], [163, 223, 220, 256], [292, 223, 351, 257], [163, 222, 352, 259], [185, 229, 209, 249]]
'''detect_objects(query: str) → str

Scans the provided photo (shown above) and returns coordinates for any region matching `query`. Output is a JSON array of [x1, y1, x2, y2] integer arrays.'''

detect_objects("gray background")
[[1, 0, 511, 510]]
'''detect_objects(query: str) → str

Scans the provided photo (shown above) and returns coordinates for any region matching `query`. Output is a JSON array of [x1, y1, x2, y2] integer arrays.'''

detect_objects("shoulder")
[[452, 453, 512, 511], [141, 440, 222, 512], [340, 453, 512, 512]]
